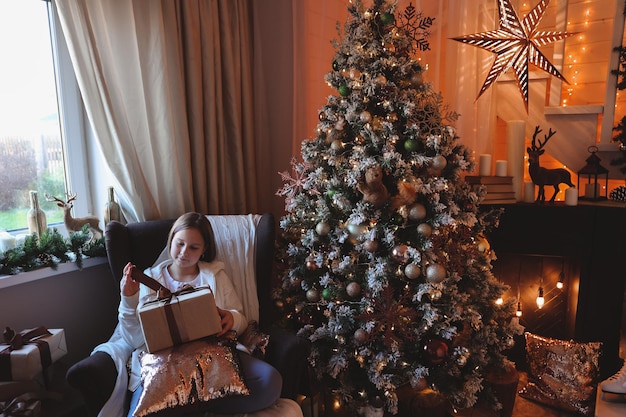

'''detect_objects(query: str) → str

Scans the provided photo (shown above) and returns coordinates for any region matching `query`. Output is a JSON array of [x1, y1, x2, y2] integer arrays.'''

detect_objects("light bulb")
[[516, 302, 522, 317], [495, 297, 503, 305], [557, 271, 565, 289], [536, 287, 545, 309]]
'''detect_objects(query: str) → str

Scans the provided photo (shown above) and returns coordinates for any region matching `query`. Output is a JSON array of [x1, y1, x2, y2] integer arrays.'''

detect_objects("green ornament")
[[332, 60, 339, 71], [404, 138, 420, 152], [338, 85, 351, 97], [322, 288, 332, 300], [327, 189, 336, 198], [380, 12, 395, 25]]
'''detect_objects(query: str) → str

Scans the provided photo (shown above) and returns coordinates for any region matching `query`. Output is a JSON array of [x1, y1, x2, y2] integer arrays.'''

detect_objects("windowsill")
[[0, 256, 108, 290]]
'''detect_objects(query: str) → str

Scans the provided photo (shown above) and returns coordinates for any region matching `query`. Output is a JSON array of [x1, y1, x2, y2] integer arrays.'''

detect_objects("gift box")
[[138, 287, 222, 353], [0, 328, 67, 382], [0, 380, 41, 401]]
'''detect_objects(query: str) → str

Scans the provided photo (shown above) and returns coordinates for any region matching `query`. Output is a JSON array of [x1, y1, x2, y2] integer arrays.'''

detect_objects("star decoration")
[[451, 0, 577, 111]]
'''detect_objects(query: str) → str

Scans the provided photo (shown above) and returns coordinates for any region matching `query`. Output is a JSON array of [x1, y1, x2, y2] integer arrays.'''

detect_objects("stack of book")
[[465, 176, 516, 204]]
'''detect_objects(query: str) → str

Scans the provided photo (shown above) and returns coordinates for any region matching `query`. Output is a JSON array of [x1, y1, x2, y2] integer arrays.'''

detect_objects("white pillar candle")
[[0, 232, 16, 253], [523, 181, 535, 203], [507, 120, 526, 201], [584, 182, 600, 199], [495, 160, 508, 177], [565, 187, 578, 206], [479, 154, 492, 176]]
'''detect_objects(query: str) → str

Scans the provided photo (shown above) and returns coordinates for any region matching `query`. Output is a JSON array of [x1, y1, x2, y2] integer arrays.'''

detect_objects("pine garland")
[[0, 225, 106, 275]]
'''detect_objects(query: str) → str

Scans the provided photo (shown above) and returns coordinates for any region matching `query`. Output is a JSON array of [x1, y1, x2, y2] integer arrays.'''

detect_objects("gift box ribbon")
[[143, 285, 213, 347], [0, 327, 52, 381]]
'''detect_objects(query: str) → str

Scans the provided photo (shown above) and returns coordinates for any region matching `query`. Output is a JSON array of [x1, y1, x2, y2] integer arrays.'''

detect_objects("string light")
[[557, 259, 565, 289], [536, 258, 545, 309], [516, 259, 522, 317]]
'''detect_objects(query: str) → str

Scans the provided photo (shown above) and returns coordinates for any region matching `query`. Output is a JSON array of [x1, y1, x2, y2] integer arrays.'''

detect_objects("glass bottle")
[[27, 190, 47, 238], [103, 186, 121, 226]]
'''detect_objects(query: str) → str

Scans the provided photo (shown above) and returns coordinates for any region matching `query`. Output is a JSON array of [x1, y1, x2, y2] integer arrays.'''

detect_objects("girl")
[[99, 212, 282, 416]]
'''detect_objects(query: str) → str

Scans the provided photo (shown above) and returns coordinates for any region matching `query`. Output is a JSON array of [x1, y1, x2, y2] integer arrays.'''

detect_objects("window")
[[0, 0, 91, 234]]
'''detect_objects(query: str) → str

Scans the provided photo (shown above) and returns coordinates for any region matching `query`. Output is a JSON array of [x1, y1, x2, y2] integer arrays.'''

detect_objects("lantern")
[[577, 146, 608, 200]]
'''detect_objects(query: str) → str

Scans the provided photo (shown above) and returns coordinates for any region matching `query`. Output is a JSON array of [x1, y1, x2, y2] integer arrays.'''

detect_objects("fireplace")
[[486, 202, 626, 378]]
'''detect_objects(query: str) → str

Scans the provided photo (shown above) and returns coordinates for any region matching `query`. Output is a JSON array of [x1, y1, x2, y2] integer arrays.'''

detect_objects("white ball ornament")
[[408, 203, 427, 221], [426, 264, 446, 283], [346, 281, 362, 298], [416, 223, 432, 237], [354, 328, 368, 345], [431, 155, 447, 172], [404, 263, 421, 279], [331, 140, 344, 150], [316, 221, 330, 236], [360, 111, 372, 123], [306, 288, 320, 302]]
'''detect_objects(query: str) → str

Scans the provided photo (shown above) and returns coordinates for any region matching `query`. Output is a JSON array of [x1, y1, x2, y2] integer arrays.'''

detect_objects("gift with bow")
[[0, 328, 67, 382], [133, 268, 222, 353]]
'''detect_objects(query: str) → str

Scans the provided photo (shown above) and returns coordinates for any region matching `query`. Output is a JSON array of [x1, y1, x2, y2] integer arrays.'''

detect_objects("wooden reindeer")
[[45, 193, 103, 239], [527, 126, 574, 203]]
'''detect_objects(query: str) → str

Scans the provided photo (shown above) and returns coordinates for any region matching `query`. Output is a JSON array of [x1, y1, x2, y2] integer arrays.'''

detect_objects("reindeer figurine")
[[527, 125, 574, 203], [45, 193, 103, 240]]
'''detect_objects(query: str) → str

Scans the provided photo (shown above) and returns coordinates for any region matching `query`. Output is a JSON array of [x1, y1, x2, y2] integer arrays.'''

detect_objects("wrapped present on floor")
[[134, 269, 222, 353], [0, 328, 67, 382], [0, 380, 42, 402]]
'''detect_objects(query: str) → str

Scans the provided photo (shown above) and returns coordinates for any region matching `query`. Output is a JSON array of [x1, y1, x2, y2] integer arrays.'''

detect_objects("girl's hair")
[[167, 212, 217, 262]]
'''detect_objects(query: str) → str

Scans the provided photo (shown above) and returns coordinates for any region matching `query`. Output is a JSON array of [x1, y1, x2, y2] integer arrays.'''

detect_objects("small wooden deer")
[[45, 193, 103, 239], [527, 126, 574, 203]]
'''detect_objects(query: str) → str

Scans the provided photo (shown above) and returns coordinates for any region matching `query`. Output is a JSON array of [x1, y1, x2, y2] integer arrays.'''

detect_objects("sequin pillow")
[[133, 334, 249, 417], [519, 332, 602, 417], [237, 320, 270, 359]]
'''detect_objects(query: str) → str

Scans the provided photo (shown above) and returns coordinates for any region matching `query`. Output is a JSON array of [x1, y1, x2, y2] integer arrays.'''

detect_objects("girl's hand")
[[121, 262, 140, 297], [216, 307, 234, 336]]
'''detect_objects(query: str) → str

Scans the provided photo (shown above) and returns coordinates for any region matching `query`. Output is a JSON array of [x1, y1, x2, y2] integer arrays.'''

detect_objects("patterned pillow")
[[133, 335, 249, 417], [519, 332, 602, 416]]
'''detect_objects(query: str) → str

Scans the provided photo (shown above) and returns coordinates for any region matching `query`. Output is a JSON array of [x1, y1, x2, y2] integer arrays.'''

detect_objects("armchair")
[[66, 213, 310, 417]]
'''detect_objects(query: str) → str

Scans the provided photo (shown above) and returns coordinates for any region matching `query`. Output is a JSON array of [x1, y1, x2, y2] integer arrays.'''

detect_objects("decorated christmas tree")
[[274, 0, 523, 414]]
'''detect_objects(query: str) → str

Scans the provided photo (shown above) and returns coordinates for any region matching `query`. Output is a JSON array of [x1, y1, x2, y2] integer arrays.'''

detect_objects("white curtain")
[[54, 0, 259, 222]]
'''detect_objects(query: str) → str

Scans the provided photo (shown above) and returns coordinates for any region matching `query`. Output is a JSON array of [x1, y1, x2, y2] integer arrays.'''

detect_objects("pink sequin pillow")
[[133, 335, 249, 417], [519, 332, 602, 417]]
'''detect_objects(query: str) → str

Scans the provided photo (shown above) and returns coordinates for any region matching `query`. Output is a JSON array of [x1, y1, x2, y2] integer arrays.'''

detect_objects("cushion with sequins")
[[519, 332, 602, 417], [132, 334, 249, 417]]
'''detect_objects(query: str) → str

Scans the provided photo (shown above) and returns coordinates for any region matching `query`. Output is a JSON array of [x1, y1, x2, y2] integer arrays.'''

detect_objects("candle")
[[0, 232, 16, 253], [523, 181, 535, 203], [507, 120, 526, 201], [584, 182, 600, 199], [565, 187, 578, 206], [479, 154, 492, 176], [495, 160, 508, 177]]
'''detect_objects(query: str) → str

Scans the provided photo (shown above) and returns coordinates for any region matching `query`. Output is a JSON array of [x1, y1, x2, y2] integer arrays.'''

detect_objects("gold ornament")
[[451, 0, 576, 111], [426, 264, 446, 283], [404, 263, 421, 280], [408, 203, 427, 221], [391, 244, 410, 264], [306, 288, 320, 302], [316, 221, 331, 236], [306, 256, 318, 271]]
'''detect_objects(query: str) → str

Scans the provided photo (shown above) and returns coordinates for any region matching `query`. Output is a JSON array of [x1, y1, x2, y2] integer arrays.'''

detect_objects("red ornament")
[[423, 339, 449, 365]]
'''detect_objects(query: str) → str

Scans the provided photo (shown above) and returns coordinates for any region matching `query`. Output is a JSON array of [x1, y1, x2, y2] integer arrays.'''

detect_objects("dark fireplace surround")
[[486, 203, 626, 378]]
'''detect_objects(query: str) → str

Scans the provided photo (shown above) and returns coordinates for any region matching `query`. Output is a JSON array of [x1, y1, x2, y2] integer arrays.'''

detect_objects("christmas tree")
[[274, 0, 523, 414]]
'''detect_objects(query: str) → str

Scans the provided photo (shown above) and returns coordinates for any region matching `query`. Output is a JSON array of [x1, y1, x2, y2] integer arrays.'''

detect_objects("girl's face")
[[170, 228, 206, 269]]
